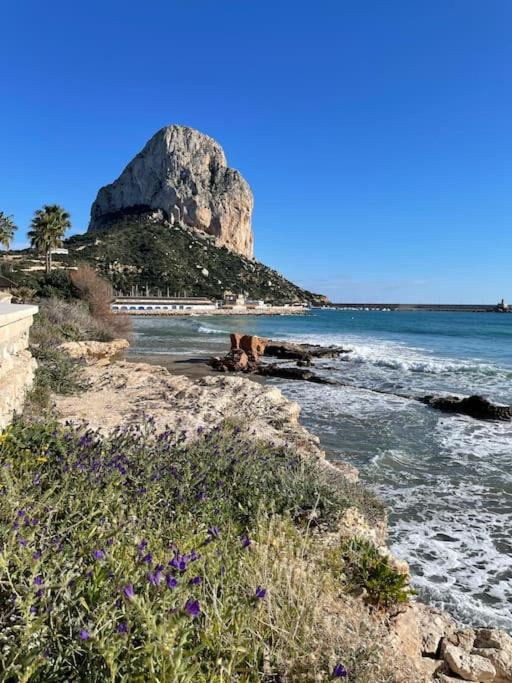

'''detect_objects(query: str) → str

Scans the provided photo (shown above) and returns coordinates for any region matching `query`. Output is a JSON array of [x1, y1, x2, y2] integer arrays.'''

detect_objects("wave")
[[197, 324, 226, 335]]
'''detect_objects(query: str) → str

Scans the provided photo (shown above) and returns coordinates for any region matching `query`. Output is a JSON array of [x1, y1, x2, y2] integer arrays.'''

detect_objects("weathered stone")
[[0, 303, 38, 429], [420, 658, 446, 677], [89, 125, 254, 258], [443, 643, 496, 681], [414, 605, 457, 657], [59, 339, 129, 366], [420, 394, 512, 421], [437, 674, 466, 683], [209, 349, 251, 373], [473, 628, 512, 682], [239, 334, 267, 360], [441, 629, 476, 654]]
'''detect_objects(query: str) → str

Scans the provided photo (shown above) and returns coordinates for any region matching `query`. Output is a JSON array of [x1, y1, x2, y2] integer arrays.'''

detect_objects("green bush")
[[0, 420, 393, 682], [337, 537, 413, 609], [23, 347, 86, 413]]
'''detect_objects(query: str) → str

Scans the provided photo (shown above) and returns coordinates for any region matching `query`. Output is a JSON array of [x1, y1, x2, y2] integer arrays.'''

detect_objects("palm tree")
[[28, 204, 71, 274], [0, 211, 17, 251]]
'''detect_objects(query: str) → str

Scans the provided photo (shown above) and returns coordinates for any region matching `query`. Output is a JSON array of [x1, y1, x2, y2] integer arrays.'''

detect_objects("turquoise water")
[[131, 310, 512, 630]]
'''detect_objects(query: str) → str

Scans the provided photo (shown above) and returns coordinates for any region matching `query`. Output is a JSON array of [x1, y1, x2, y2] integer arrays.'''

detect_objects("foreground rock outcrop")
[[89, 125, 254, 258]]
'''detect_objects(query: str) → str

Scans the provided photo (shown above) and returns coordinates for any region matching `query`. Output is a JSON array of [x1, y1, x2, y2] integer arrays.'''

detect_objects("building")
[[111, 296, 216, 313]]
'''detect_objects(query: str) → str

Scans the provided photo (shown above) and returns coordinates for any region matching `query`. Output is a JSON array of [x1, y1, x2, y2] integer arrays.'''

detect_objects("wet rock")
[[256, 364, 340, 384], [443, 643, 496, 681], [296, 356, 314, 367], [420, 394, 512, 421], [264, 340, 350, 360]]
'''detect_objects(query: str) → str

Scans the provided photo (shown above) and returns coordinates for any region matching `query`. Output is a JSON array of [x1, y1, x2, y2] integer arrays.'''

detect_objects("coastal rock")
[[59, 339, 129, 366], [209, 348, 250, 373], [230, 333, 268, 361], [420, 394, 512, 421], [473, 629, 512, 682], [264, 340, 350, 360], [256, 363, 340, 384], [443, 643, 496, 681], [89, 125, 254, 258]]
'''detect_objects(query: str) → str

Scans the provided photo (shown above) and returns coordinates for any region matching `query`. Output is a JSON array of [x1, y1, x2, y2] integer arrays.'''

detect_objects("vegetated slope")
[[65, 217, 326, 303]]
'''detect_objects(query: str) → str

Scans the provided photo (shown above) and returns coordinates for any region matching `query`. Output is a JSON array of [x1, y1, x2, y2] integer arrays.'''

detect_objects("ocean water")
[[130, 310, 512, 630]]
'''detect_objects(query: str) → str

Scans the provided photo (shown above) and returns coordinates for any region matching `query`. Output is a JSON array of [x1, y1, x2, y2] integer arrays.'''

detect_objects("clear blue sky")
[[1, 1, 510, 303]]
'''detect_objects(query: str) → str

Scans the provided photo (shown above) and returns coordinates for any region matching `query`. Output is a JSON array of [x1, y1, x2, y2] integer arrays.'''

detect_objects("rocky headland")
[[50, 338, 512, 683]]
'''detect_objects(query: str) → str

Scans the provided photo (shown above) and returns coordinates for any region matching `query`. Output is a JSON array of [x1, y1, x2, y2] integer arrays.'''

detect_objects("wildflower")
[[207, 526, 220, 542], [123, 584, 135, 600], [34, 576, 43, 586], [32, 550, 42, 560], [189, 575, 202, 586], [79, 629, 90, 641], [141, 552, 153, 565], [184, 599, 201, 618], [332, 663, 348, 678], [137, 539, 148, 551], [93, 549, 105, 560], [148, 570, 163, 586], [170, 554, 188, 572], [166, 574, 178, 590], [30, 606, 37, 615], [241, 535, 251, 548], [255, 586, 267, 600], [117, 621, 128, 634]]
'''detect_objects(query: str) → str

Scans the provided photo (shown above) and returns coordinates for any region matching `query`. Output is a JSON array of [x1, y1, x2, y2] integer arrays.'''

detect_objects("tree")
[[28, 204, 71, 274], [0, 211, 17, 251]]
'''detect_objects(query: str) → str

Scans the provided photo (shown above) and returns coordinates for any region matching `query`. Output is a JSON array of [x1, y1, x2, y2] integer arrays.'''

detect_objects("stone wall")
[[0, 302, 38, 430]]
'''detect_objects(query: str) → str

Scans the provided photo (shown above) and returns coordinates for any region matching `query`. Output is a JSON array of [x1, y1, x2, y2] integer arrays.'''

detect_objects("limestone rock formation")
[[89, 125, 254, 258]]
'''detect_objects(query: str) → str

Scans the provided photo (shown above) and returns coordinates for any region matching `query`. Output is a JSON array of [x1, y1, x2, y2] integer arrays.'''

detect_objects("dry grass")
[[243, 516, 422, 682]]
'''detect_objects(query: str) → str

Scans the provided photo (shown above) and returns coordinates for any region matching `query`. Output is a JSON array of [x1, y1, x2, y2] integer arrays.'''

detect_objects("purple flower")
[[241, 535, 251, 549], [93, 549, 105, 560], [206, 527, 220, 542], [255, 586, 267, 600], [117, 621, 128, 634], [32, 550, 42, 560], [184, 599, 201, 618], [332, 663, 348, 678], [166, 574, 178, 590], [137, 539, 148, 551], [148, 570, 163, 586], [141, 552, 153, 565], [34, 576, 43, 586], [170, 554, 188, 572], [189, 575, 202, 586], [79, 629, 90, 641], [30, 606, 37, 615], [123, 584, 135, 600]]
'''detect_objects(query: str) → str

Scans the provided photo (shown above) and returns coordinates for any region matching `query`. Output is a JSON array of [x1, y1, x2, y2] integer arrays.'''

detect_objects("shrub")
[[71, 265, 131, 340], [0, 420, 399, 682], [337, 537, 413, 609], [23, 346, 86, 412]]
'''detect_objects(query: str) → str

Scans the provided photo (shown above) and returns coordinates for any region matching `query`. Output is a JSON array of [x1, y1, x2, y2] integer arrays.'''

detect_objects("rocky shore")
[[53, 339, 512, 682]]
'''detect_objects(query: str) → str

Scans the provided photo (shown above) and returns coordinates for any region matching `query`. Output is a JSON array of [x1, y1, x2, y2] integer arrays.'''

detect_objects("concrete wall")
[[0, 302, 38, 429]]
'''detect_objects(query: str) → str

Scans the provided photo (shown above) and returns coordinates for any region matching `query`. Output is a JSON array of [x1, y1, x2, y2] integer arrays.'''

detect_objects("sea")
[[129, 309, 512, 631]]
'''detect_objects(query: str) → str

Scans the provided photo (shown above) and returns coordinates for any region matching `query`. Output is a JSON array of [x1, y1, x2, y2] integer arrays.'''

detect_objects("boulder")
[[89, 125, 254, 258], [231, 334, 268, 361], [59, 339, 129, 366], [420, 394, 512, 421], [473, 629, 512, 682], [443, 643, 496, 681], [209, 349, 250, 373]]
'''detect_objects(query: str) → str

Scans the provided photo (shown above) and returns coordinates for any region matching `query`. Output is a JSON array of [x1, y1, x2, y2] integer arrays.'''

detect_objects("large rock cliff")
[[89, 125, 254, 258]]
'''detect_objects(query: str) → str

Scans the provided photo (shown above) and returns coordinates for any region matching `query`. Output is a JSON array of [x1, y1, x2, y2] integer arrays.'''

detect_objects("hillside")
[[62, 217, 325, 304]]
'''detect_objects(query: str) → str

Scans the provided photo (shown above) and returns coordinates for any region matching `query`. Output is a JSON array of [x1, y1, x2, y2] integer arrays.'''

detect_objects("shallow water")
[[130, 310, 512, 630]]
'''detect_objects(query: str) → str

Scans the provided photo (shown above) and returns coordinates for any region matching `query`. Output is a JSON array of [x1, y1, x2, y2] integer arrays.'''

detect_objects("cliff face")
[[89, 125, 254, 258]]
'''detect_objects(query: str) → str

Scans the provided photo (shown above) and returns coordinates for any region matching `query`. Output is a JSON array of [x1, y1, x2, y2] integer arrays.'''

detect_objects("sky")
[[0, 1, 510, 303]]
